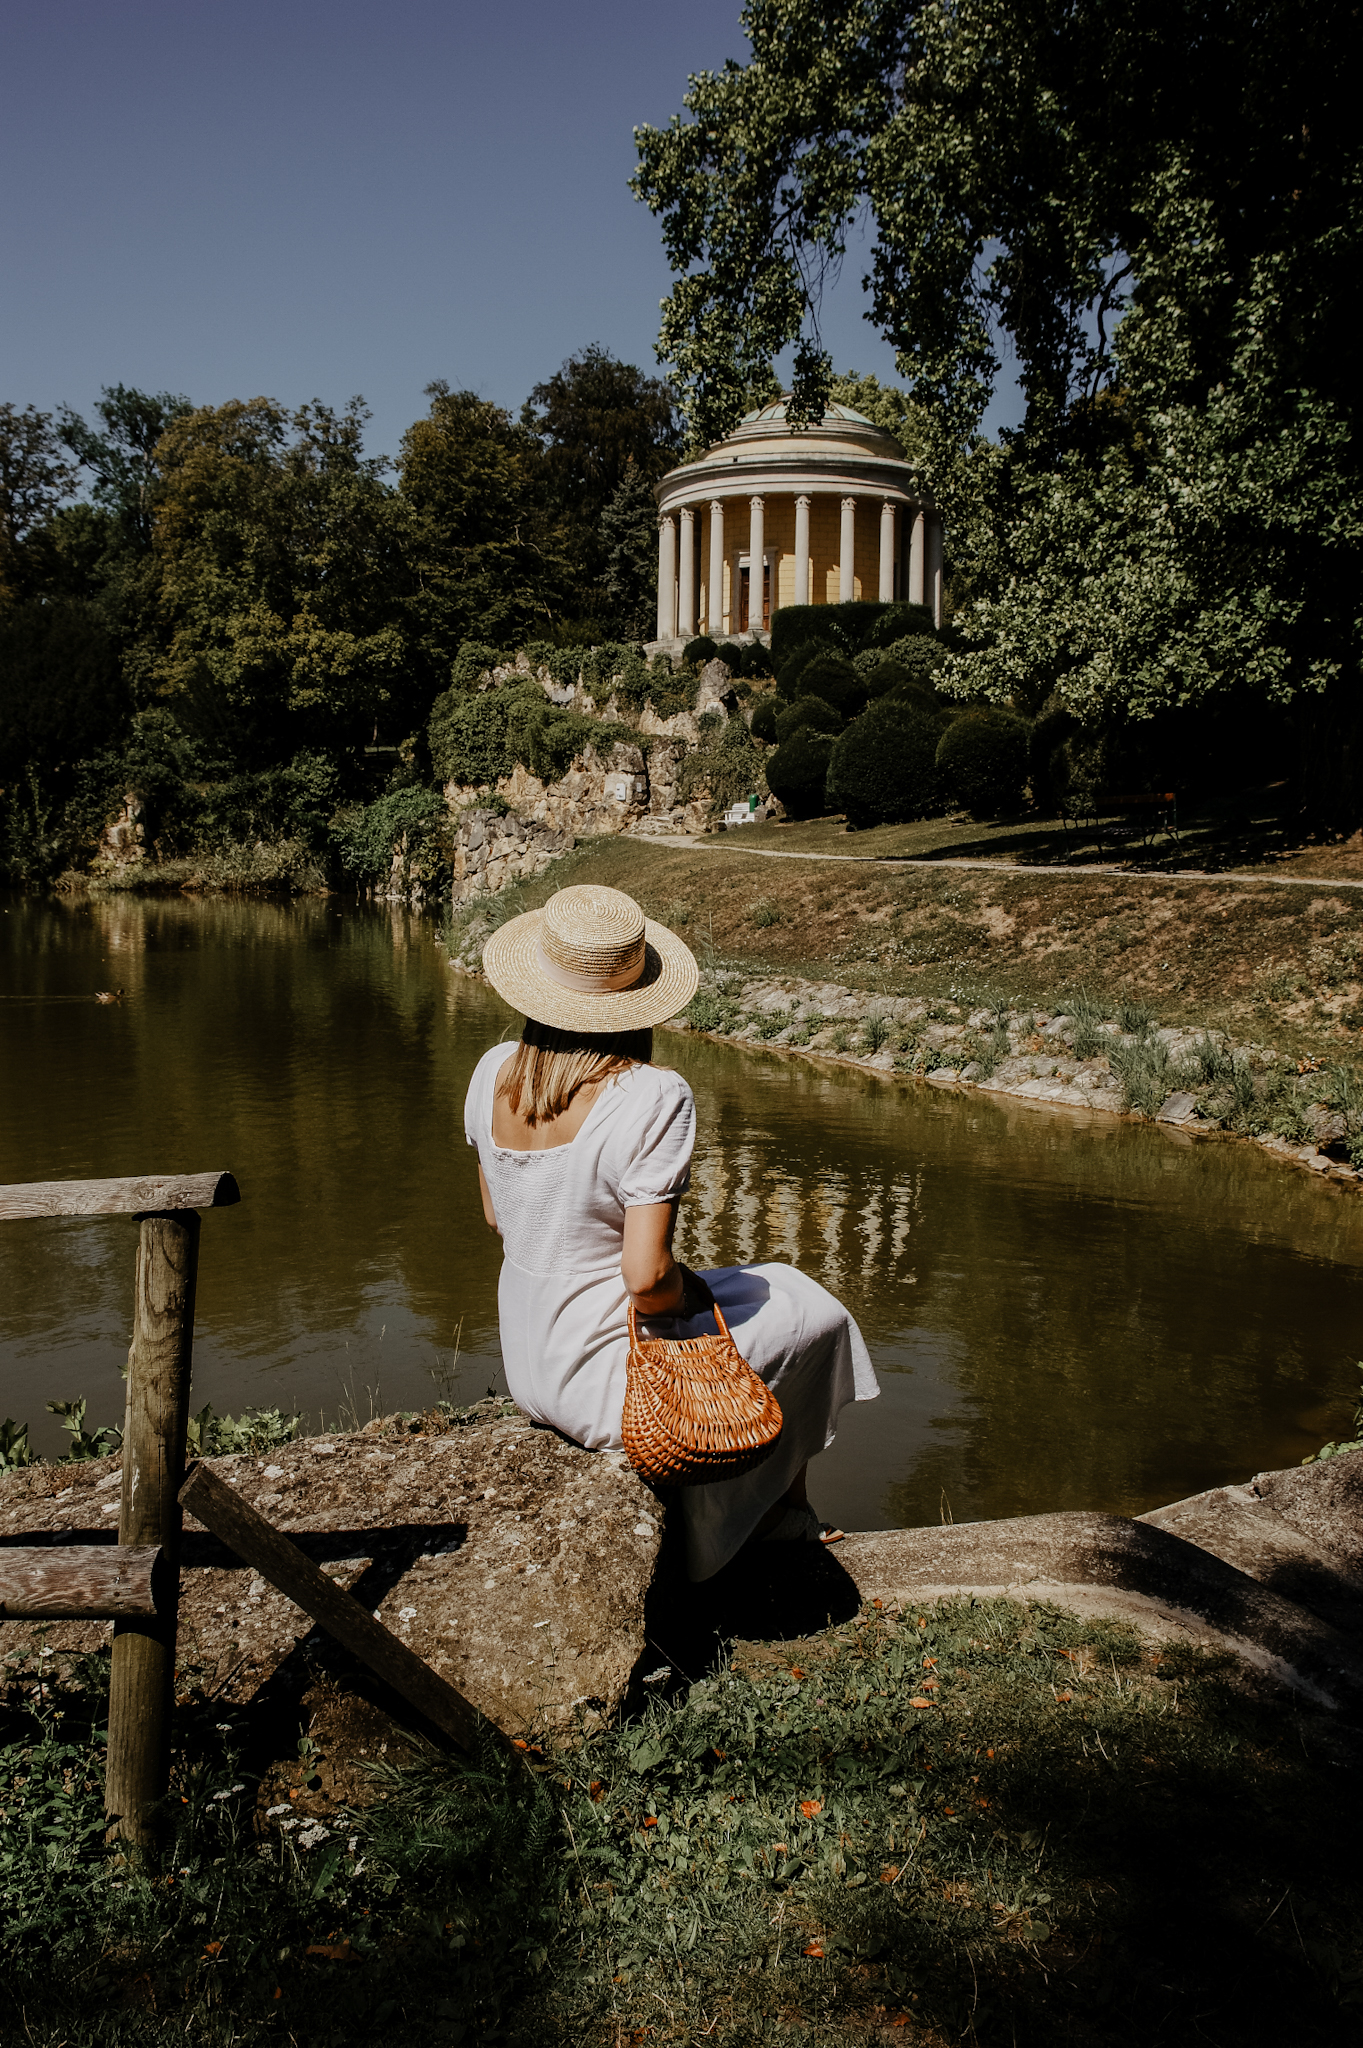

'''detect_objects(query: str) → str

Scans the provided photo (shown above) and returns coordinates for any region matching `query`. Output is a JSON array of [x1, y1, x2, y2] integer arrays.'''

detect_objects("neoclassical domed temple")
[[650, 397, 942, 651]]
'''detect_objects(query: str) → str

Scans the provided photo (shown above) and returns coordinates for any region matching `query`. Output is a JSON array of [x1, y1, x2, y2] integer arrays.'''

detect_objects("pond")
[[2, 892, 1359, 1533]]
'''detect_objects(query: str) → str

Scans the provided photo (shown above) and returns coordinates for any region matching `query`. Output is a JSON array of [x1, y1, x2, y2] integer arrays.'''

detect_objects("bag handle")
[[627, 1294, 731, 1346]]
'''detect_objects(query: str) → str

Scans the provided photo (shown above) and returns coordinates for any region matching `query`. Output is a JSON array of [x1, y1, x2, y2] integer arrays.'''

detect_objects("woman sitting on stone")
[[464, 884, 878, 1582]]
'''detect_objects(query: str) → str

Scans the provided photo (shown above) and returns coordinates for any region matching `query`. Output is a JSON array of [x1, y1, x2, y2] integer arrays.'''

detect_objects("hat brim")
[[481, 908, 699, 1031]]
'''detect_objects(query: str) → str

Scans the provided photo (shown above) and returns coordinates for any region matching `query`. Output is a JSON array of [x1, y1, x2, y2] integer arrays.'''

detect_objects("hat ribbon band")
[[535, 938, 646, 995]]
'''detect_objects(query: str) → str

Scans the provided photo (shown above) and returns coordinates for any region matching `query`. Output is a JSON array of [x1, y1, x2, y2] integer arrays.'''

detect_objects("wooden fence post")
[[104, 1209, 200, 1846]]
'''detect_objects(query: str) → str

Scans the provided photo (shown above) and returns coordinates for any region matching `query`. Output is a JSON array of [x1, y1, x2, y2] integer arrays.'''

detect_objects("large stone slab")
[[832, 1509, 1363, 1713], [0, 1410, 663, 1738]]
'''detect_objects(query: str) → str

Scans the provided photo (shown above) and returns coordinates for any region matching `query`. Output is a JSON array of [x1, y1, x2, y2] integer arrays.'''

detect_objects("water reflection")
[[1, 892, 1359, 1532]]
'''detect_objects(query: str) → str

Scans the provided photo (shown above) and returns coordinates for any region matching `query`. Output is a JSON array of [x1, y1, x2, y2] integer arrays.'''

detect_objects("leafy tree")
[[152, 397, 408, 761], [522, 346, 679, 534], [635, 0, 1363, 815], [0, 601, 126, 781], [400, 383, 566, 676], [826, 370, 925, 460], [58, 385, 194, 549], [0, 405, 76, 601], [598, 460, 659, 640]]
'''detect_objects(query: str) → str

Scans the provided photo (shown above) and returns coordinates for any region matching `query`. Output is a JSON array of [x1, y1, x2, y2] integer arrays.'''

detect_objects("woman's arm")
[[477, 1162, 500, 1234], [621, 1202, 712, 1317]]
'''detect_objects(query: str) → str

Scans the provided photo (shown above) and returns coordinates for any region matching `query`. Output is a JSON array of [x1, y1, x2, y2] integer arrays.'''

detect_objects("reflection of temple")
[[650, 398, 942, 651]]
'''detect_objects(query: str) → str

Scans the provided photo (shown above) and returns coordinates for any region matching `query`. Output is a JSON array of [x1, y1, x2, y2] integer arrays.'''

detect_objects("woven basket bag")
[[622, 1299, 783, 1486]]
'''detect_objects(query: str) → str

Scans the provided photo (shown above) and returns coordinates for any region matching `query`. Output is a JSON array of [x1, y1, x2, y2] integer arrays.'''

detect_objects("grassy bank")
[[4, 1593, 1359, 2046], [448, 833, 1363, 1069]]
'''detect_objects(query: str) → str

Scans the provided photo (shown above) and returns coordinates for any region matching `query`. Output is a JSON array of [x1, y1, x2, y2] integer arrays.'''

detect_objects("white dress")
[[464, 1044, 879, 1580]]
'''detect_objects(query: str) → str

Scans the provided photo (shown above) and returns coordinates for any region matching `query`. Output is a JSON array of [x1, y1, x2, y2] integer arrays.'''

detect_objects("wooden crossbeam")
[[179, 1462, 485, 1754], [0, 1544, 162, 1619], [0, 1172, 240, 1222]]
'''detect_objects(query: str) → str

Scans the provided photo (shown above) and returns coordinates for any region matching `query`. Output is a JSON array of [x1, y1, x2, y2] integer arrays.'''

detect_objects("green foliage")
[[0, 1419, 33, 1472], [0, 599, 127, 782], [635, 0, 1363, 814], [935, 708, 1032, 817], [448, 641, 501, 693], [58, 384, 194, 550], [329, 785, 446, 882], [826, 372, 927, 458], [768, 601, 894, 670], [764, 727, 836, 819], [185, 1403, 301, 1457], [681, 635, 719, 666], [749, 695, 779, 743], [685, 984, 742, 1032], [775, 694, 842, 745], [676, 717, 767, 814], [0, 403, 78, 597], [859, 602, 936, 650], [522, 345, 679, 549], [599, 463, 661, 641], [45, 1398, 121, 1461], [786, 648, 864, 718], [826, 698, 949, 829], [748, 897, 783, 928]]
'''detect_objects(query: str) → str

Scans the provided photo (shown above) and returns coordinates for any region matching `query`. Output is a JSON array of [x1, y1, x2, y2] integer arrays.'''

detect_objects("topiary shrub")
[[765, 729, 837, 819], [788, 649, 865, 719], [825, 698, 949, 828], [881, 636, 946, 683], [749, 696, 779, 743], [733, 640, 774, 680], [774, 695, 842, 745], [682, 635, 720, 667], [860, 601, 935, 650], [935, 709, 1032, 817]]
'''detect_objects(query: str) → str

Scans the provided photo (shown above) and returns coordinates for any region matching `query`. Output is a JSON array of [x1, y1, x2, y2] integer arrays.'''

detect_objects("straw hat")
[[482, 884, 699, 1032]]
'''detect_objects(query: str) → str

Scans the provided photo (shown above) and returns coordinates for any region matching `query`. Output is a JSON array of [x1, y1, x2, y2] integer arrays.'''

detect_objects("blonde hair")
[[497, 1018, 653, 1127]]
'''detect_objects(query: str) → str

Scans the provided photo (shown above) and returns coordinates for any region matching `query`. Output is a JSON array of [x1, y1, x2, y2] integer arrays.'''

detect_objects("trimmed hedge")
[[682, 636, 719, 666], [765, 729, 836, 819], [860, 601, 935, 650], [825, 698, 950, 828], [768, 600, 894, 667], [774, 694, 842, 745], [935, 708, 1032, 817]]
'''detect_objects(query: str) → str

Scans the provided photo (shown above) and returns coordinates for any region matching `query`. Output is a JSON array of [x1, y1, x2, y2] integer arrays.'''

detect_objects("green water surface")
[[1, 892, 1358, 1531]]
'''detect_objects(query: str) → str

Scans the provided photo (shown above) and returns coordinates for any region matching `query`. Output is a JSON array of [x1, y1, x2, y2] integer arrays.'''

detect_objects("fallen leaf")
[[642, 1816, 658, 1829], [799, 1799, 822, 1819], [922, 1657, 938, 1669], [712, 1748, 726, 1761], [789, 1666, 805, 1681], [977, 1799, 989, 1809], [803, 1943, 824, 1959], [916, 1617, 926, 1628], [1055, 1690, 1074, 1704], [943, 1807, 955, 1816], [305, 1942, 353, 1962], [909, 1697, 933, 1709], [589, 1780, 604, 1802], [986, 1748, 995, 1758], [879, 1865, 900, 1884], [203, 1941, 223, 1957], [772, 1842, 789, 1855], [921, 1678, 939, 1691], [273, 1987, 282, 2001], [872, 1599, 884, 1610]]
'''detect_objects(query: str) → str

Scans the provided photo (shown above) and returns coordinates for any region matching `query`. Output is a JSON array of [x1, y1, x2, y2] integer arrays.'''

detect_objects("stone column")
[[748, 495, 765, 632], [839, 497, 857, 603], [708, 500, 725, 634], [656, 514, 677, 643], [677, 506, 696, 641], [926, 512, 944, 628], [908, 508, 926, 607], [879, 499, 896, 602], [794, 494, 811, 606]]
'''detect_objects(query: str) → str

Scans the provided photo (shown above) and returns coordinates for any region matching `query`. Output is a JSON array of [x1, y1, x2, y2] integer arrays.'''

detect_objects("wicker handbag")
[[622, 1295, 783, 1487]]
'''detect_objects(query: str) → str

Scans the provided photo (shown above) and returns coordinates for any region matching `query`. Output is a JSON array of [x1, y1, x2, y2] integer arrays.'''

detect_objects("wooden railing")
[[1, 1170, 487, 1850]]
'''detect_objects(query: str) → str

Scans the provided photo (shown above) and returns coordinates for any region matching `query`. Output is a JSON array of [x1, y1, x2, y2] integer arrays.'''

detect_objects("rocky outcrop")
[[451, 807, 576, 905], [95, 793, 148, 869], [0, 1407, 664, 1744]]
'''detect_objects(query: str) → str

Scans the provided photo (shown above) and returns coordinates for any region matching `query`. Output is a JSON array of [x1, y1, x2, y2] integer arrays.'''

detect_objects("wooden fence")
[[0, 1171, 485, 1851]]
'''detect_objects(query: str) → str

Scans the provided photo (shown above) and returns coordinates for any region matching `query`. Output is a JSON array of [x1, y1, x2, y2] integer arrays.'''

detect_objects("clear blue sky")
[[0, 0, 1021, 463]]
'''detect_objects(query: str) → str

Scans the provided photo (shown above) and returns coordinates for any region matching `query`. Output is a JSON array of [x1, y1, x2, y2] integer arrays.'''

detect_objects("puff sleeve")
[[614, 1070, 696, 1208]]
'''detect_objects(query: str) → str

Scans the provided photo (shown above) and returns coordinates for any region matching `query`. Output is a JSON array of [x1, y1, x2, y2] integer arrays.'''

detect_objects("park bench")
[[1059, 790, 1180, 859]]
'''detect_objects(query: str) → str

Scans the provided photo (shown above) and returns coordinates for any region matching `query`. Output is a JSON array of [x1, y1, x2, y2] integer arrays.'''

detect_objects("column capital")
[[794, 492, 812, 507], [841, 494, 858, 510], [679, 503, 695, 522], [658, 511, 676, 529], [709, 497, 724, 514]]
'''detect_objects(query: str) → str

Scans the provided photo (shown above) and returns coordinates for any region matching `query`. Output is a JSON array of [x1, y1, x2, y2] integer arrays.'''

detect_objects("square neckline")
[[484, 1049, 637, 1158]]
